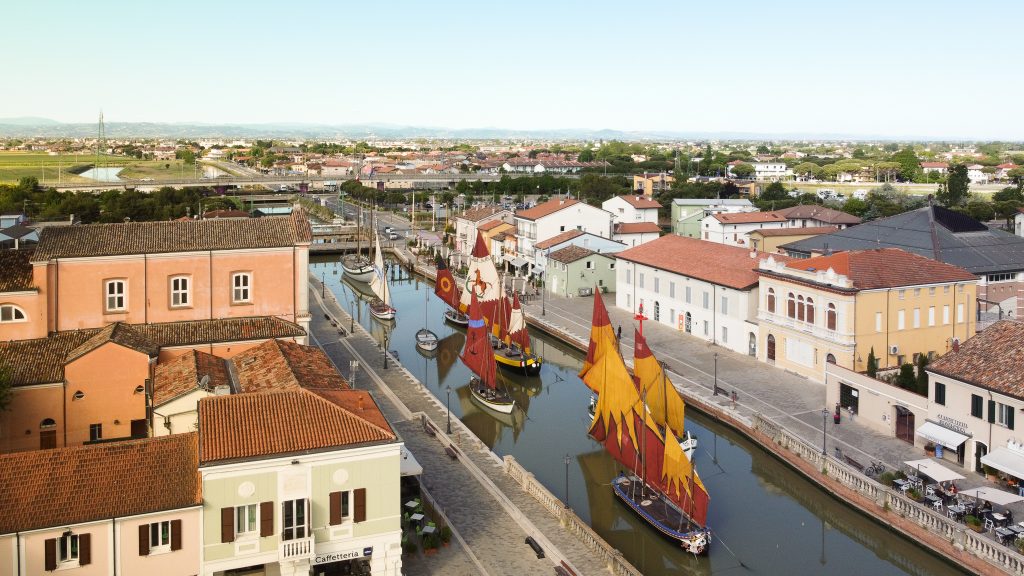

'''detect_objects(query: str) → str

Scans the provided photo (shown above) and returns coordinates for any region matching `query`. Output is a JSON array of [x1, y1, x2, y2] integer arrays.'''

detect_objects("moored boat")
[[416, 328, 439, 351], [368, 228, 396, 321], [461, 291, 515, 415]]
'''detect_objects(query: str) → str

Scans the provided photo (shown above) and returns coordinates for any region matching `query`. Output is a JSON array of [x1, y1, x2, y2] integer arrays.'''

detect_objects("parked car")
[[388, 232, 400, 240]]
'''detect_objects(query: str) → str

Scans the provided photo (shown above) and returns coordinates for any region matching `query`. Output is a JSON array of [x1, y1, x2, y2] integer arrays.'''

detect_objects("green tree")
[[455, 179, 470, 195], [731, 163, 755, 179], [891, 147, 920, 182], [793, 162, 822, 180], [0, 365, 11, 412], [992, 186, 1024, 203], [760, 181, 789, 201], [1007, 167, 1024, 185], [841, 197, 868, 217], [577, 148, 594, 162], [939, 164, 970, 206], [866, 348, 878, 378], [895, 363, 917, 392], [915, 354, 930, 396]]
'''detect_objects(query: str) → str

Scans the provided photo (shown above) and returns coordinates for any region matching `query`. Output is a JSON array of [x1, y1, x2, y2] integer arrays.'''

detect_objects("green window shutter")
[[988, 400, 996, 423]]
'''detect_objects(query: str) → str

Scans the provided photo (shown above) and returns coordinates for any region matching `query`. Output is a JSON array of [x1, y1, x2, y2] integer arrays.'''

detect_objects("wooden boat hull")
[[494, 348, 542, 376], [341, 256, 375, 284], [612, 473, 710, 556], [415, 329, 439, 351], [369, 300, 396, 321], [444, 309, 469, 326], [469, 379, 515, 414]]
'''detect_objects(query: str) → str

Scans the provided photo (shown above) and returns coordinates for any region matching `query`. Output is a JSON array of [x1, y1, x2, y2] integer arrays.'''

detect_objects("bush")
[[965, 514, 981, 527], [879, 471, 896, 486], [439, 525, 452, 544], [402, 540, 418, 554]]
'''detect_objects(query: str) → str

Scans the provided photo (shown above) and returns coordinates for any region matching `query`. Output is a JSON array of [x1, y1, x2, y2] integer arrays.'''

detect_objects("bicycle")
[[864, 460, 886, 477]]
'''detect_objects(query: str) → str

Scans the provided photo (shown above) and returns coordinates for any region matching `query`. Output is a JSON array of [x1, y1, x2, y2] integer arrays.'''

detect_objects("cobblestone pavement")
[[308, 281, 615, 576]]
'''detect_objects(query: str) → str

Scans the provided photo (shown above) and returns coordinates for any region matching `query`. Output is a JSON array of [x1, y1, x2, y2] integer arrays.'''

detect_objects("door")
[[975, 442, 988, 474], [748, 332, 757, 357], [654, 301, 660, 322], [767, 334, 776, 362], [685, 312, 691, 333], [894, 406, 914, 444], [40, 430, 56, 450], [131, 419, 148, 438]]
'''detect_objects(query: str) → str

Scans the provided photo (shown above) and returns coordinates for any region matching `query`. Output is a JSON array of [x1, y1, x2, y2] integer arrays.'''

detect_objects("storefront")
[[313, 548, 373, 576], [981, 441, 1024, 496], [915, 420, 969, 467]]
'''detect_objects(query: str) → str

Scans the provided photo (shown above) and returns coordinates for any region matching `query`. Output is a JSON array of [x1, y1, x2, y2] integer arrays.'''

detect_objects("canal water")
[[80, 166, 123, 181], [311, 256, 965, 576]]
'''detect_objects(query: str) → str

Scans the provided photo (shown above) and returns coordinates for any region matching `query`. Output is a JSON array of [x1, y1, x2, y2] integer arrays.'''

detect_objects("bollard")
[[525, 536, 545, 559]]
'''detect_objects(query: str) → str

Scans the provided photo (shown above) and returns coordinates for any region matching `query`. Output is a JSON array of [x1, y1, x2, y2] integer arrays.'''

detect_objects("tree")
[[939, 164, 970, 206], [895, 363, 917, 392], [841, 197, 868, 217], [1008, 167, 1024, 186], [866, 348, 878, 379], [891, 147, 920, 182], [992, 186, 1024, 203], [455, 179, 470, 195], [760, 181, 789, 201], [731, 163, 755, 179], [0, 365, 10, 413], [577, 149, 594, 162], [915, 354, 930, 396], [793, 162, 822, 180]]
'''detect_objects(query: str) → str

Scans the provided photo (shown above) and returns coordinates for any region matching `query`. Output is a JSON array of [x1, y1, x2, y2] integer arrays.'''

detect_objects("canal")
[[311, 255, 965, 576]]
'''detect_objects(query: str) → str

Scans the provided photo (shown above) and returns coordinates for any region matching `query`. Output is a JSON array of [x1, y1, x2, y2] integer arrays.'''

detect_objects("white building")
[[454, 207, 511, 255], [514, 199, 613, 275], [700, 211, 788, 247], [613, 222, 661, 247], [602, 195, 662, 224], [532, 229, 626, 276], [614, 235, 768, 356], [1015, 210, 1024, 237], [920, 162, 949, 175], [967, 164, 989, 185], [753, 162, 793, 182]]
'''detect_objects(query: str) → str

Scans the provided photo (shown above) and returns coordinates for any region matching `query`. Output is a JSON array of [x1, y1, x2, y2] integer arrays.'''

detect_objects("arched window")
[[767, 288, 776, 313], [0, 304, 26, 323], [40, 418, 56, 429], [806, 297, 815, 324], [787, 293, 795, 318], [797, 295, 805, 322], [826, 353, 837, 364], [827, 303, 837, 331]]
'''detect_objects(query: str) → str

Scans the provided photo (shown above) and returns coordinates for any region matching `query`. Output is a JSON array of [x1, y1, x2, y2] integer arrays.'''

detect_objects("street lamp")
[[713, 353, 719, 395], [321, 272, 325, 298], [821, 408, 830, 455], [564, 454, 571, 509], [446, 386, 452, 435], [383, 335, 389, 369]]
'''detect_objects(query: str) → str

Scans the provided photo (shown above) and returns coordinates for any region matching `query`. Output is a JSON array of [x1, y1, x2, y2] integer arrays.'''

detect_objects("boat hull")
[[341, 257, 375, 284], [369, 300, 396, 321], [612, 473, 710, 556], [469, 379, 515, 414], [415, 329, 439, 351], [444, 309, 469, 326], [494, 348, 543, 376]]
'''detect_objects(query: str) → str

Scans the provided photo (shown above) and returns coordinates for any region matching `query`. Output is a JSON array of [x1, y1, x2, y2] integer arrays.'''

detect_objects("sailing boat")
[[583, 301, 710, 555], [415, 279, 439, 352], [434, 256, 468, 326], [461, 291, 515, 414], [493, 289, 542, 376], [342, 203, 374, 283], [368, 228, 396, 321]]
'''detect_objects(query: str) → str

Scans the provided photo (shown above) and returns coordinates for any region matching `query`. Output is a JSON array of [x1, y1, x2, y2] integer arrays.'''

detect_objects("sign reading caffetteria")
[[313, 546, 372, 565], [936, 414, 970, 435]]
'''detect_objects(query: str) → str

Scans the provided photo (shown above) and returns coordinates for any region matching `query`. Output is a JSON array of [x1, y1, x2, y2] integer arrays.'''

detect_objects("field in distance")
[[0, 152, 197, 184]]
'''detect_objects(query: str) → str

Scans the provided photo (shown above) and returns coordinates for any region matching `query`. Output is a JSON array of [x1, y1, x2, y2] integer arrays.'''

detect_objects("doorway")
[[684, 312, 691, 333], [894, 406, 914, 444], [767, 334, 776, 362], [975, 442, 988, 474], [748, 332, 757, 357]]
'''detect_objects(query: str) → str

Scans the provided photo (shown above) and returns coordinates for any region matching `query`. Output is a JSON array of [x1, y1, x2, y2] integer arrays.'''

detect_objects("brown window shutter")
[[139, 524, 150, 556], [44, 538, 56, 571], [354, 488, 366, 523], [78, 533, 91, 566], [221, 507, 234, 543], [260, 501, 274, 537], [329, 492, 341, 525], [170, 519, 182, 551]]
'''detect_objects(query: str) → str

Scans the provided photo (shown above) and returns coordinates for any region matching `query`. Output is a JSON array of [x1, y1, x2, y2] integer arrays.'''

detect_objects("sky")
[[4, 0, 1023, 139]]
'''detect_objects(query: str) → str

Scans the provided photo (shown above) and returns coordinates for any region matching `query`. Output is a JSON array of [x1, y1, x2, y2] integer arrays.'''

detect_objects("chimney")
[[559, 199, 564, 205], [357, 395, 364, 411], [823, 242, 832, 256], [69, 213, 75, 224]]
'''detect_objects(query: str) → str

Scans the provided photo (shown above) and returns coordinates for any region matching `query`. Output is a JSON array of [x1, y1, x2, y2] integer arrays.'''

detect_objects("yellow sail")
[[633, 332, 686, 434], [586, 335, 641, 452], [579, 290, 617, 392]]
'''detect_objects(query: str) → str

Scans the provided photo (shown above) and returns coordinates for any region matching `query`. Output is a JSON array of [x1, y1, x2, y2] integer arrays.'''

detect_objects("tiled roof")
[[153, 349, 230, 406], [311, 389, 392, 432], [751, 226, 839, 237], [616, 235, 789, 290], [712, 211, 787, 224], [783, 248, 977, 289], [920, 162, 949, 168], [32, 208, 311, 262], [199, 389, 395, 464], [928, 320, 1024, 399], [516, 198, 579, 221], [65, 322, 160, 363], [535, 229, 584, 249], [130, 316, 306, 349], [548, 245, 597, 264], [202, 209, 250, 219], [774, 205, 861, 225], [477, 219, 506, 232], [0, 249, 34, 292], [233, 339, 348, 393], [616, 195, 662, 209], [458, 206, 507, 223], [0, 330, 98, 386], [614, 222, 662, 234], [0, 433, 201, 534]]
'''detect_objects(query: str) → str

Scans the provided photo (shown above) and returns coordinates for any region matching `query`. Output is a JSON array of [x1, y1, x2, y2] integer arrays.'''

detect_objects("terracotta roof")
[[920, 162, 949, 168], [458, 206, 507, 223], [0, 433, 201, 534], [477, 219, 505, 232], [202, 209, 250, 219], [153, 349, 230, 406], [712, 211, 787, 224], [198, 389, 395, 464], [0, 249, 34, 292], [32, 208, 311, 262], [0, 329, 98, 386], [928, 321, 1024, 399], [129, 316, 306, 349], [615, 222, 662, 234], [548, 245, 598, 264], [311, 389, 391, 432], [516, 198, 580, 221], [783, 248, 977, 289], [232, 339, 348, 393], [534, 229, 584, 249], [65, 322, 160, 363], [616, 236, 789, 290], [774, 205, 862, 225], [616, 195, 662, 209], [751, 226, 839, 237]]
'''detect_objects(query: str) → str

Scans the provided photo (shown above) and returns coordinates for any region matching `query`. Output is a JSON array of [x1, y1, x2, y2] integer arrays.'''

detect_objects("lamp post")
[[713, 352, 719, 395], [564, 454, 571, 509], [383, 335, 389, 369], [446, 386, 452, 435], [821, 408, 829, 455], [321, 272, 325, 298]]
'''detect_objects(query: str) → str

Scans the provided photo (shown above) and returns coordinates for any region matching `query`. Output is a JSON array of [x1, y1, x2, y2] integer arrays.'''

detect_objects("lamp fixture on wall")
[[291, 460, 300, 465]]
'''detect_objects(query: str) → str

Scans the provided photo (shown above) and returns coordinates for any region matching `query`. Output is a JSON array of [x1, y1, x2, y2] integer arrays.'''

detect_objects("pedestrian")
[[731, 390, 738, 409], [617, 325, 622, 340]]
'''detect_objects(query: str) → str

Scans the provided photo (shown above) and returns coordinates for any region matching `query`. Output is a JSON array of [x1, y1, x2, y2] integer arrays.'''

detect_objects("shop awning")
[[916, 421, 969, 448], [903, 459, 965, 483], [400, 446, 423, 477], [506, 257, 528, 268], [958, 486, 1024, 506], [981, 448, 1024, 481]]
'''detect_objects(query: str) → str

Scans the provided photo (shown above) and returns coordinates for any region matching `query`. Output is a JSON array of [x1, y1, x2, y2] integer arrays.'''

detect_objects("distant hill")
[[0, 116, 63, 126]]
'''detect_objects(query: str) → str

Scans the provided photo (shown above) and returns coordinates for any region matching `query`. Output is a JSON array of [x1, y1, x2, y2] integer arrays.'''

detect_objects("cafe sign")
[[313, 546, 373, 565], [936, 414, 970, 435]]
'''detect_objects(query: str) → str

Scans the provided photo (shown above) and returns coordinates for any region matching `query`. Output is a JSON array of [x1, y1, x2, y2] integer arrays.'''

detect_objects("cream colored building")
[[757, 248, 978, 382]]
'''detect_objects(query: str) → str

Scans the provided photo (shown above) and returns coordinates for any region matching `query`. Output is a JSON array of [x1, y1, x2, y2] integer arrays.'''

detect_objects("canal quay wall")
[[385, 246, 1023, 576]]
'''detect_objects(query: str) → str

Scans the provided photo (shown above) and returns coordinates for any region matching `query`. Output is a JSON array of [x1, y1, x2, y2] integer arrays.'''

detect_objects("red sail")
[[589, 412, 641, 476], [460, 291, 498, 390], [434, 256, 462, 310]]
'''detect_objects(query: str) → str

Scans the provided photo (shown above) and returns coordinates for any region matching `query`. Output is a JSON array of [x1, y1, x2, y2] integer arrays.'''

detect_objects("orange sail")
[[507, 292, 531, 353], [579, 288, 617, 392], [660, 426, 710, 526], [633, 329, 686, 434], [434, 255, 462, 310], [460, 291, 497, 390]]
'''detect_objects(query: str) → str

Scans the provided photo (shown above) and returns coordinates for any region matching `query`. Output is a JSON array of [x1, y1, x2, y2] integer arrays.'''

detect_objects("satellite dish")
[[199, 374, 211, 390]]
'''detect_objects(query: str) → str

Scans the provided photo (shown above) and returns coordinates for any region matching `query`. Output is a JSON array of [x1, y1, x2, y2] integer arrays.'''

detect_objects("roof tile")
[[233, 339, 348, 393], [929, 320, 1024, 398], [534, 229, 584, 249], [615, 195, 662, 209], [153, 350, 230, 406], [614, 222, 661, 234], [616, 236, 787, 290], [0, 250, 34, 292], [783, 248, 977, 289], [516, 198, 580, 221]]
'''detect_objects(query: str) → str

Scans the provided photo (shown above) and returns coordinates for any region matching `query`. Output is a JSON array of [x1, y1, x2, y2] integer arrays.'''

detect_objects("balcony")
[[758, 312, 854, 346], [279, 536, 314, 561]]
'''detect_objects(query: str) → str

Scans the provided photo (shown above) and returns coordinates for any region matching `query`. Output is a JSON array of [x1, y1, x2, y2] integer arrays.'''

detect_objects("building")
[[700, 211, 789, 247], [967, 164, 989, 185], [920, 162, 949, 175], [757, 248, 978, 382], [996, 163, 1019, 181], [477, 219, 515, 265], [546, 245, 617, 297], [748, 226, 838, 254], [602, 195, 662, 224], [531, 230, 625, 277], [1016, 208, 1024, 237], [671, 198, 755, 238], [514, 199, 613, 277], [774, 205, 861, 230], [0, 433, 202, 575], [925, 320, 1024, 473], [824, 362, 929, 449], [752, 162, 793, 182], [631, 173, 675, 197], [615, 235, 784, 356], [613, 222, 662, 247], [453, 207, 510, 255], [781, 204, 1024, 318]]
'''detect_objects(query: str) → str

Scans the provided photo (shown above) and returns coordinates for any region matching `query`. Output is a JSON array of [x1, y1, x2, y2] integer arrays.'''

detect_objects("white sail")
[[507, 303, 526, 336], [369, 231, 391, 306], [458, 234, 502, 311]]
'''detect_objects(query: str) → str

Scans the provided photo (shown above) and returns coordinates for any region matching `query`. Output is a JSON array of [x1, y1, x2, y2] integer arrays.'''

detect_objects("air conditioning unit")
[[889, 344, 899, 355]]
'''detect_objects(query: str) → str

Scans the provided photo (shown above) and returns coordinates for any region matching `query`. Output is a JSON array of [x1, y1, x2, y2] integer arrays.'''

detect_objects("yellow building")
[[756, 248, 978, 382], [749, 226, 838, 254], [632, 173, 674, 197]]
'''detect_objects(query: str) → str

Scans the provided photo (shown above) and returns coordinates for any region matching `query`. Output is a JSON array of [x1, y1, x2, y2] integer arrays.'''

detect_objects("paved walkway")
[[308, 279, 614, 576]]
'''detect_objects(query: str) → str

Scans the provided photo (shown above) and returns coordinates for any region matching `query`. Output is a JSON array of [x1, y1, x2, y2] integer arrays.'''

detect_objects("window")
[[639, 273, 645, 289], [105, 279, 126, 312], [703, 320, 709, 336], [767, 288, 776, 313], [971, 394, 983, 419], [787, 293, 796, 318], [89, 423, 102, 441], [897, 310, 905, 330], [914, 288, 921, 297], [913, 308, 920, 328], [943, 305, 950, 324], [669, 282, 675, 298], [170, 276, 190, 307], [585, 260, 592, 269], [957, 303, 964, 323], [898, 289, 905, 300], [929, 287, 936, 296], [875, 311, 882, 332], [59, 533, 79, 564], [232, 273, 252, 303], [150, 521, 171, 551], [721, 326, 728, 343], [702, 291, 709, 310], [685, 286, 691, 304], [934, 382, 946, 406], [236, 504, 258, 536], [997, 402, 1015, 430], [826, 303, 837, 331], [282, 499, 309, 541], [654, 301, 660, 321], [653, 277, 659, 293], [797, 295, 805, 322], [928, 306, 935, 326], [987, 273, 1015, 283], [720, 295, 728, 315], [943, 285, 950, 294], [626, 294, 631, 308], [806, 297, 814, 324], [609, 261, 615, 270], [0, 304, 26, 322], [625, 269, 631, 285], [559, 225, 565, 232]]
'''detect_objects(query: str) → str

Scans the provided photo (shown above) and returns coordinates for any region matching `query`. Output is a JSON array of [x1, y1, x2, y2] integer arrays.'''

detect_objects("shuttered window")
[[221, 507, 235, 543], [354, 488, 367, 523], [971, 394, 983, 419], [260, 501, 274, 537]]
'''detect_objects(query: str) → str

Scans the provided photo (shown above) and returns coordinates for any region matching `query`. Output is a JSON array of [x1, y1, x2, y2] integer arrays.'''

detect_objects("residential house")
[[748, 227, 838, 254], [514, 199, 613, 277], [531, 230, 625, 278], [967, 164, 989, 185], [615, 235, 784, 356], [671, 198, 755, 238], [0, 433, 202, 575], [453, 207, 510, 256], [477, 219, 515, 265], [920, 162, 949, 175], [701, 211, 789, 247], [996, 163, 1019, 182], [632, 173, 675, 197], [322, 159, 354, 177], [546, 246, 617, 297], [752, 163, 792, 182], [602, 195, 662, 224], [774, 205, 861, 230], [756, 248, 978, 382], [613, 222, 661, 247]]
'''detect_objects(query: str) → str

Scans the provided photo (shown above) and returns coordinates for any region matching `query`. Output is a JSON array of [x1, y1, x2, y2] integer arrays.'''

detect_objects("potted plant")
[[402, 540, 418, 554], [924, 443, 936, 457], [906, 487, 923, 502], [422, 533, 440, 555], [984, 465, 999, 482], [439, 526, 452, 547], [965, 515, 984, 532]]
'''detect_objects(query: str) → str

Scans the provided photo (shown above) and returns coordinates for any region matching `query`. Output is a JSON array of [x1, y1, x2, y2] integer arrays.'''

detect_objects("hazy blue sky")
[[5, 0, 1022, 138]]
